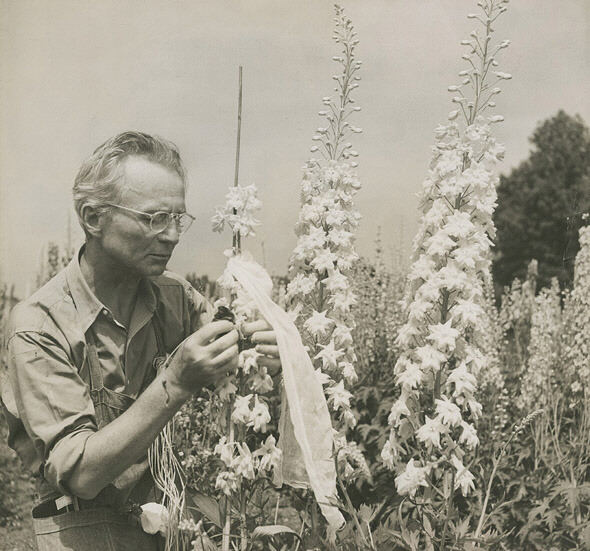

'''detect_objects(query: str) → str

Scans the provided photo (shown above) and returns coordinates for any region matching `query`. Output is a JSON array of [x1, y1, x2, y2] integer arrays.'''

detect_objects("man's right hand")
[[166, 320, 239, 393]]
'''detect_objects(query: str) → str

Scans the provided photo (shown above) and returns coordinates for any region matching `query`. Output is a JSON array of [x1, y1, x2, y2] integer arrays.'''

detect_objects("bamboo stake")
[[222, 64, 244, 551]]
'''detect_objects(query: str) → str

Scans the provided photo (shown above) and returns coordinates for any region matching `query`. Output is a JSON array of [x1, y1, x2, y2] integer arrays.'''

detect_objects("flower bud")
[[448, 110, 459, 121], [448, 85, 459, 92], [310, 145, 319, 152], [467, 13, 478, 18]]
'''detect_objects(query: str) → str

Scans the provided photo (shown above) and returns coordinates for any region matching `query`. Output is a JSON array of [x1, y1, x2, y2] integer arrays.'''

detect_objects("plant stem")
[[223, 65, 244, 551]]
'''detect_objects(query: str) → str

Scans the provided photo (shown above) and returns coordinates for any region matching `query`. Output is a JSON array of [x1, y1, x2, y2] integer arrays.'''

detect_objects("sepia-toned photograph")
[[1, 1, 589, 549]]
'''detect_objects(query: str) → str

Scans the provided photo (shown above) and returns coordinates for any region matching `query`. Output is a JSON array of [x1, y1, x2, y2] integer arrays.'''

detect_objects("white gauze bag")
[[227, 253, 345, 532]]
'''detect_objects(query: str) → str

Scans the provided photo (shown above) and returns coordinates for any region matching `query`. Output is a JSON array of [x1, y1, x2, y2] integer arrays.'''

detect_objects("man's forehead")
[[119, 156, 185, 196]]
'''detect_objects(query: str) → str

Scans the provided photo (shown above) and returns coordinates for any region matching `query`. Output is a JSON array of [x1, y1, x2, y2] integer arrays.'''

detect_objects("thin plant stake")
[[222, 64, 243, 551]]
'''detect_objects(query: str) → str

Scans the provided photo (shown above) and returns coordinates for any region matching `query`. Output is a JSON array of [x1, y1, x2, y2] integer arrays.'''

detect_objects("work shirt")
[[1, 247, 212, 497]]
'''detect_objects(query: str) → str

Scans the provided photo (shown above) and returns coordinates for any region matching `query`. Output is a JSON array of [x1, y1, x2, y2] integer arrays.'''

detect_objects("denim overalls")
[[32, 314, 167, 551]]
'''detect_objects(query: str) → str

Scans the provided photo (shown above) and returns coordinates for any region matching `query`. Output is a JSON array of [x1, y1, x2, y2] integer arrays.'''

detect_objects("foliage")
[[493, 111, 590, 291], [35, 241, 74, 288]]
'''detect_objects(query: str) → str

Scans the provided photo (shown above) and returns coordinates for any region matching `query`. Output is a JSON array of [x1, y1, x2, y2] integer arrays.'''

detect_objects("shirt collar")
[[65, 245, 158, 334]]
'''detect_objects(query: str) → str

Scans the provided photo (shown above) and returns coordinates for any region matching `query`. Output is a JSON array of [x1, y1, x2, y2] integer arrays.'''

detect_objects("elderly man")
[[1, 131, 279, 550]]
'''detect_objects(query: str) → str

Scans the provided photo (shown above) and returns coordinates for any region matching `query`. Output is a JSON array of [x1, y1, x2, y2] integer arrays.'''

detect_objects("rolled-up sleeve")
[[7, 330, 97, 494]]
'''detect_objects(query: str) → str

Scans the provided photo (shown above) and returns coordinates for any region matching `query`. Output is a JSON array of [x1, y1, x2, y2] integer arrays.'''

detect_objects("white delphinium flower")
[[230, 443, 256, 481], [562, 225, 590, 398], [395, 459, 429, 497], [209, 180, 284, 515], [450, 455, 476, 496], [287, 4, 363, 438], [416, 416, 447, 449], [286, 6, 371, 497], [475, 281, 504, 392], [212, 184, 261, 238], [255, 435, 283, 472], [518, 279, 562, 412], [383, 0, 512, 509], [248, 395, 271, 432], [215, 471, 239, 497]]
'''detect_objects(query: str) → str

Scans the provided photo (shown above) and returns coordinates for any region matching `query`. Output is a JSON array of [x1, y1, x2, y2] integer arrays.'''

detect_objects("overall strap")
[[151, 309, 166, 357], [84, 329, 105, 392]]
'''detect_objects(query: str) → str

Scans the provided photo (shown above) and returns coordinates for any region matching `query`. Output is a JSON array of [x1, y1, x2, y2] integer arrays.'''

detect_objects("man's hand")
[[242, 320, 281, 377], [167, 320, 239, 393]]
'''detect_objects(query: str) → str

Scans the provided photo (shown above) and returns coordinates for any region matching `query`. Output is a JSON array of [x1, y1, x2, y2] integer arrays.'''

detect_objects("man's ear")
[[80, 204, 105, 239]]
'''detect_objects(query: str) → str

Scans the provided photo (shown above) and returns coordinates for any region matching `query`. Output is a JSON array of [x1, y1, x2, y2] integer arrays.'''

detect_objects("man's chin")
[[143, 259, 170, 277]]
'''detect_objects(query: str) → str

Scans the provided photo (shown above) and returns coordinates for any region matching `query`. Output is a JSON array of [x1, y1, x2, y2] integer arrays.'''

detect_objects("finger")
[[251, 331, 277, 345], [210, 343, 239, 371], [195, 321, 236, 344], [241, 319, 271, 336], [219, 352, 239, 374], [256, 355, 281, 377], [206, 329, 239, 355], [255, 344, 279, 357]]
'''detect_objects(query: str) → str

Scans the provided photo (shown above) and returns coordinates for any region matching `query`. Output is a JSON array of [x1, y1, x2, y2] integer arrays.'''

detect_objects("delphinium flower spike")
[[382, 0, 511, 543]]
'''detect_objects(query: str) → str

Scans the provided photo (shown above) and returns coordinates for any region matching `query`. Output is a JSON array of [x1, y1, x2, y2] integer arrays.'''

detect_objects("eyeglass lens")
[[151, 212, 193, 233]]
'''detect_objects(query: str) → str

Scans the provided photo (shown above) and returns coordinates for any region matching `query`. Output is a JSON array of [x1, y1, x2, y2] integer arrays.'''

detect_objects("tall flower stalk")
[[286, 3, 362, 437], [382, 0, 511, 543], [562, 223, 590, 399], [209, 69, 282, 551], [212, 182, 283, 551]]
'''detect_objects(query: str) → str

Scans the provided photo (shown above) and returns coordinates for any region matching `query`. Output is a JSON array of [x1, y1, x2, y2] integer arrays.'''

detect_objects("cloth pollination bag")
[[227, 253, 345, 533]]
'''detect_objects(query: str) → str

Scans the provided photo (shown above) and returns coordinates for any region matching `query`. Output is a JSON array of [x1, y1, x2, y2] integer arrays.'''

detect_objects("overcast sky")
[[1, 0, 588, 296]]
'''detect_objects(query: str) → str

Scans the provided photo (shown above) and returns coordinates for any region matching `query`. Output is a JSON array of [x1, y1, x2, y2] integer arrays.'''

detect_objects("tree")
[[492, 111, 590, 291]]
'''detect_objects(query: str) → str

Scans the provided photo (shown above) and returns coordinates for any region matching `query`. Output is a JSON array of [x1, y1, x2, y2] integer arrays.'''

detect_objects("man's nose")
[[158, 220, 181, 244]]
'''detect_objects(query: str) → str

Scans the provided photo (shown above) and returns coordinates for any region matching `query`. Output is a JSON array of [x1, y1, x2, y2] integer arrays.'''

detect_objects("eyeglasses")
[[106, 203, 195, 234]]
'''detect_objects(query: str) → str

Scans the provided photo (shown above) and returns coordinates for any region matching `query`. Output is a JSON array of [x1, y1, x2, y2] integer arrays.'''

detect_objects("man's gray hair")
[[73, 131, 187, 227]]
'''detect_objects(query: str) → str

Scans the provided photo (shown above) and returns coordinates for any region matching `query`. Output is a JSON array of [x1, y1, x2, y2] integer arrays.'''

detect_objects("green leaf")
[[189, 490, 222, 528], [544, 508, 560, 532]]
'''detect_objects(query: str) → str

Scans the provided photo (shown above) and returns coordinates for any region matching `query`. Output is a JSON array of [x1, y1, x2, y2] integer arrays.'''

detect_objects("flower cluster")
[[286, 6, 369, 498], [209, 183, 283, 499], [517, 279, 562, 412], [211, 184, 261, 238], [287, 160, 361, 432], [561, 225, 590, 396], [477, 280, 505, 392], [287, 5, 363, 437], [382, 0, 511, 502]]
